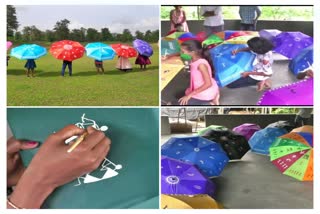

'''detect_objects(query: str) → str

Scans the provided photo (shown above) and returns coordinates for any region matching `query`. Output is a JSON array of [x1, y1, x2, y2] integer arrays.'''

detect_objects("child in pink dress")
[[170, 6, 189, 32]]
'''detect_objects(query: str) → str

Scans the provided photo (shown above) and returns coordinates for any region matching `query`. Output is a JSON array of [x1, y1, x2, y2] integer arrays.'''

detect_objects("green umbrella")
[[164, 32, 185, 40], [198, 125, 229, 136], [202, 35, 223, 48]]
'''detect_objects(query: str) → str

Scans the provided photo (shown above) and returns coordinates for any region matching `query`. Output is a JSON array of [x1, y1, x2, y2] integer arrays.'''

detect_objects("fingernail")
[[26, 141, 38, 145]]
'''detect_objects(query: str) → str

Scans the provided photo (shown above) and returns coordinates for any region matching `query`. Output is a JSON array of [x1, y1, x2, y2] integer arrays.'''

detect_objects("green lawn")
[[7, 43, 159, 106]]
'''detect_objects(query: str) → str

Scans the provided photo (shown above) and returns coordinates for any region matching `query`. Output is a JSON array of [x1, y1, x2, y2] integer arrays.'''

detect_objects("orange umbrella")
[[110, 44, 137, 58], [50, 40, 85, 61]]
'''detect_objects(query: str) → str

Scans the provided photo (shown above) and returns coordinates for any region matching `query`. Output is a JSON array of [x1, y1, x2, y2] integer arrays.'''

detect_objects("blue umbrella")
[[10, 44, 47, 60], [289, 45, 313, 75], [209, 44, 256, 87], [161, 136, 229, 177], [248, 127, 288, 155], [161, 39, 180, 56], [133, 39, 153, 57], [85, 42, 115, 61]]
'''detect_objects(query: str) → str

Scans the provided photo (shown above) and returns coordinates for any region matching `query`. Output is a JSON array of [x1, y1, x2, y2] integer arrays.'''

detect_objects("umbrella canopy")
[[232, 123, 261, 141], [292, 125, 313, 134], [249, 127, 288, 155], [10, 44, 47, 60], [209, 44, 256, 87], [178, 32, 198, 43], [266, 121, 295, 132], [223, 35, 255, 45], [202, 34, 223, 48], [161, 136, 229, 177], [257, 78, 313, 105], [111, 43, 137, 58], [195, 31, 207, 42], [133, 39, 153, 57], [50, 40, 85, 61], [161, 156, 215, 196], [199, 125, 251, 160], [161, 39, 180, 56], [288, 45, 313, 75], [272, 32, 313, 59], [164, 32, 185, 40], [85, 42, 115, 61], [259, 29, 282, 41], [270, 130, 313, 181], [7, 41, 13, 50], [161, 194, 223, 209], [215, 30, 258, 40]]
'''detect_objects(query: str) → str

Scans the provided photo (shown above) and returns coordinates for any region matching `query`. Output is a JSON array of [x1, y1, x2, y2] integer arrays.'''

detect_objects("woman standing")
[[170, 6, 189, 32]]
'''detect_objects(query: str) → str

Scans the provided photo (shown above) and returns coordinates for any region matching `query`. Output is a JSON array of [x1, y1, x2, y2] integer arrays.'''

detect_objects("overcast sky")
[[15, 5, 159, 33]]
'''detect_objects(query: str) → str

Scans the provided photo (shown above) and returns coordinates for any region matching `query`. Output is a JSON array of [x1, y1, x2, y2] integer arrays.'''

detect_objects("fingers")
[[20, 141, 39, 150], [7, 137, 22, 155], [52, 124, 85, 141], [75, 126, 106, 150], [92, 137, 111, 167]]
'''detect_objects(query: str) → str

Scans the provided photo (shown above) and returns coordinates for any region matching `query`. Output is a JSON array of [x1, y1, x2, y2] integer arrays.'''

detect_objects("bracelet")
[[7, 198, 23, 209]]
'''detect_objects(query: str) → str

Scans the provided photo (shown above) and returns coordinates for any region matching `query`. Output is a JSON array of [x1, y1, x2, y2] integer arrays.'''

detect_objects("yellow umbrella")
[[161, 194, 223, 209], [291, 125, 313, 134]]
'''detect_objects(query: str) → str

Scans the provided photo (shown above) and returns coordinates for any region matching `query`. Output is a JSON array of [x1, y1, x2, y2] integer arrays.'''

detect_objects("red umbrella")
[[111, 44, 137, 58], [50, 40, 85, 61]]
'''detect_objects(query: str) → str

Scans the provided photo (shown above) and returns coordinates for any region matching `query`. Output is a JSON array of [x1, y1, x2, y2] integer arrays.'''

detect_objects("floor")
[[161, 134, 313, 209]]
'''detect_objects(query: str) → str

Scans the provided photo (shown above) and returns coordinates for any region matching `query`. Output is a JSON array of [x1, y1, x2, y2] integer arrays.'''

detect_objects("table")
[[161, 56, 184, 91]]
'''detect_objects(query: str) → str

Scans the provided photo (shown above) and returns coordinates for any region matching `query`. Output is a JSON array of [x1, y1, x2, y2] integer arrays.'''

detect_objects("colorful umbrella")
[[259, 29, 282, 41], [272, 32, 313, 59], [288, 45, 313, 75], [164, 32, 185, 40], [248, 127, 288, 155], [161, 157, 215, 196], [269, 130, 313, 181], [161, 136, 229, 177], [257, 78, 313, 105], [232, 123, 261, 141], [178, 32, 197, 43], [266, 121, 295, 132], [227, 31, 257, 39], [202, 34, 223, 48], [292, 125, 313, 134], [199, 125, 251, 160], [50, 40, 85, 61], [7, 41, 13, 50], [133, 39, 153, 57], [111, 43, 137, 58], [223, 35, 255, 45], [85, 42, 115, 61], [161, 39, 180, 56], [161, 194, 223, 209], [10, 44, 47, 60], [209, 44, 256, 87], [195, 31, 207, 42]]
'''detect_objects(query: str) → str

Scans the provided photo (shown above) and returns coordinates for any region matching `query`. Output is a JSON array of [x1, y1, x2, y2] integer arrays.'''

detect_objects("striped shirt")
[[239, 6, 261, 24]]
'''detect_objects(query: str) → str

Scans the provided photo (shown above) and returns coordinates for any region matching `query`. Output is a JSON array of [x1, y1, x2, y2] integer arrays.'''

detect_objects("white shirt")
[[200, 6, 224, 27], [250, 51, 273, 81]]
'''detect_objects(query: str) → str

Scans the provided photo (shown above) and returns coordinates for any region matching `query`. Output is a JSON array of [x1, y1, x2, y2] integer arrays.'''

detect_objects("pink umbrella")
[[232, 123, 261, 141], [7, 41, 12, 50], [257, 78, 313, 105]]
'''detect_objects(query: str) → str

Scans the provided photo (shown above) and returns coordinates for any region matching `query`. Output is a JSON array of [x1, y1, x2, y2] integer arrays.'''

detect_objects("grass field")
[[7, 43, 159, 106]]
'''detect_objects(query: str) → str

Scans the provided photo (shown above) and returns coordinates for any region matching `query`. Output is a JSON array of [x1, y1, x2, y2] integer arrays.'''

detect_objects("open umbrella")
[[7, 41, 13, 50], [232, 123, 261, 141], [133, 39, 153, 57], [249, 127, 288, 155], [259, 29, 282, 41], [195, 31, 207, 42], [161, 39, 180, 56], [85, 42, 115, 61], [161, 156, 215, 196], [257, 78, 313, 105], [272, 32, 313, 59], [178, 32, 197, 43], [199, 125, 251, 160], [209, 44, 256, 87], [223, 35, 255, 45], [164, 32, 185, 40], [10, 44, 47, 60], [288, 45, 313, 75], [202, 34, 223, 48], [50, 40, 85, 61], [269, 130, 313, 181], [266, 121, 295, 132], [110, 44, 137, 58], [161, 136, 229, 177], [292, 125, 313, 134], [161, 194, 223, 209]]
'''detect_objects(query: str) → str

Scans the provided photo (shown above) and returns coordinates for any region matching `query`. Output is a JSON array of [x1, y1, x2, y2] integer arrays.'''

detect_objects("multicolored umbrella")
[[257, 78, 313, 105], [110, 44, 137, 58], [161, 136, 229, 177], [164, 32, 185, 40], [288, 45, 313, 75], [209, 44, 256, 87], [199, 125, 251, 160], [50, 40, 85, 61], [161, 194, 223, 209], [248, 127, 288, 155], [223, 35, 255, 45], [133, 39, 153, 57], [178, 32, 197, 43], [161, 157, 215, 196], [269, 130, 313, 181], [202, 34, 223, 48], [259, 29, 282, 41], [272, 32, 313, 59], [195, 31, 207, 42], [232, 123, 261, 141], [85, 42, 115, 61], [161, 39, 180, 56], [292, 125, 313, 134], [266, 121, 295, 132], [7, 41, 13, 50], [215, 30, 258, 40], [10, 44, 47, 60]]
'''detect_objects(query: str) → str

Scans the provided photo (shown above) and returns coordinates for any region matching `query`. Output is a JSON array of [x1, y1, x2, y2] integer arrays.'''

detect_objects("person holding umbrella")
[[135, 54, 151, 70], [61, 60, 73, 76], [94, 59, 104, 74], [133, 39, 153, 71], [25, 59, 37, 77]]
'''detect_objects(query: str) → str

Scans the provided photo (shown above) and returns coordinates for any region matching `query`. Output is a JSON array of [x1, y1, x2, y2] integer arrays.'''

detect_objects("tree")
[[14, 31, 22, 41], [7, 5, 19, 37], [86, 28, 100, 42], [121, 29, 133, 42], [22, 26, 32, 42], [70, 29, 85, 42], [135, 30, 144, 39], [30, 25, 42, 41], [101, 28, 113, 41], [53, 19, 70, 40], [150, 30, 159, 42], [45, 30, 55, 42], [143, 30, 152, 42]]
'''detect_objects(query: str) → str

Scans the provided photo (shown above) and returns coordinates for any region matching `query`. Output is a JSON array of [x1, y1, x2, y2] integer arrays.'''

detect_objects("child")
[[94, 59, 104, 74], [24, 59, 36, 77], [116, 56, 132, 72], [135, 54, 151, 70], [228, 37, 274, 91], [178, 40, 220, 105]]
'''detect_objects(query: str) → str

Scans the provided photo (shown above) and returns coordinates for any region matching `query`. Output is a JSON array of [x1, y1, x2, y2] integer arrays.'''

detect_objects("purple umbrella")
[[161, 156, 216, 196], [259, 29, 282, 42], [272, 32, 313, 59], [257, 78, 313, 105], [232, 123, 261, 141], [133, 39, 153, 57]]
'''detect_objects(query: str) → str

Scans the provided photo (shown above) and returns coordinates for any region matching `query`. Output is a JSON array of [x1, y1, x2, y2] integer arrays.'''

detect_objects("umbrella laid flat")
[[7, 41, 13, 50], [111, 44, 137, 58], [202, 34, 223, 48], [292, 125, 313, 134], [161, 136, 229, 177], [270, 130, 313, 181], [259, 29, 282, 41], [161, 157, 215, 196], [232, 123, 261, 141], [249, 127, 288, 155], [272, 32, 313, 59], [161, 39, 180, 56], [10, 44, 47, 60], [133, 39, 153, 57], [209, 44, 256, 87], [50, 40, 85, 61], [257, 78, 313, 105], [161, 194, 223, 209], [164, 32, 185, 40], [288, 45, 313, 75], [178, 32, 197, 43], [85, 42, 115, 61], [223, 35, 255, 45]]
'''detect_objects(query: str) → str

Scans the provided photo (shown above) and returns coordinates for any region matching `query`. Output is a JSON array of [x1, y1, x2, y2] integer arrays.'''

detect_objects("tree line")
[[7, 5, 159, 43]]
